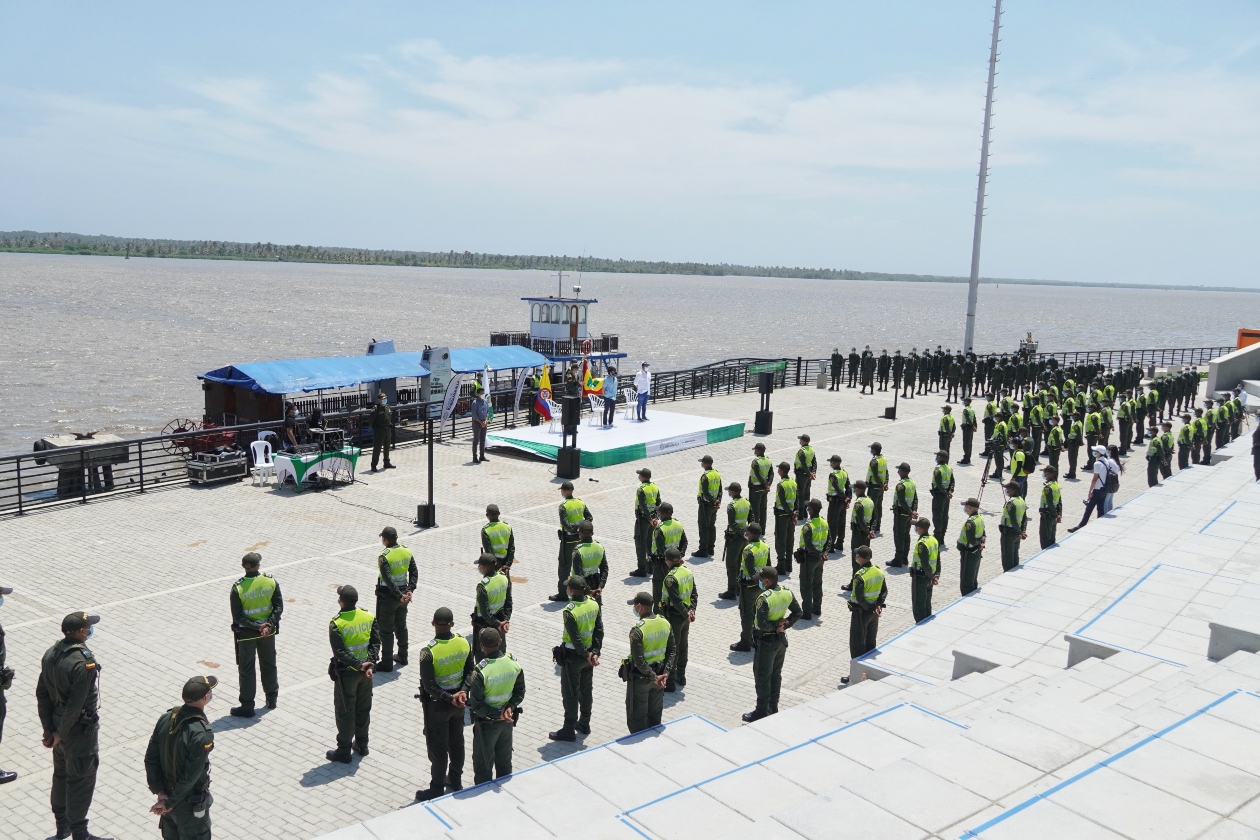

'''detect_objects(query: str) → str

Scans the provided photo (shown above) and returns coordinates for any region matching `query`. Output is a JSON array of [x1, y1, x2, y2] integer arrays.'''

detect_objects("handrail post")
[[138, 441, 145, 492], [15, 456, 23, 515], [80, 449, 88, 504]]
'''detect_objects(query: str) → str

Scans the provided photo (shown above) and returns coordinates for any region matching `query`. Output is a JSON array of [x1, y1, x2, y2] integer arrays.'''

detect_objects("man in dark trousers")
[[957, 498, 986, 595], [909, 518, 939, 623], [892, 350, 905, 393], [554, 482, 592, 602], [0, 584, 13, 785], [929, 450, 955, 545], [369, 392, 394, 471], [844, 481, 875, 592], [731, 523, 770, 652], [748, 443, 773, 530], [694, 455, 722, 558], [37, 612, 106, 840], [772, 462, 798, 575], [847, 347, 860, 388], [414, 608, 475, 802], [958, 396, 977, 465], [829, 348, 843, 390], [866, 443, 889, 535], [1039, 466, 1062, 549], [860, 347, 876, 395], [902, 350, 918, 398], [472, 553, 513, 651], [626, 592, 675, 734], [999, 480, 1028, 572], [938, 405, 956, 457], [742, 566, 801, 721], [888, 462, 918, 569], [470, 385, 490, 463], [657, 551, 695, 692], [824, 455, 851, 556], [877, 350, 891, 391], [796, 498, 829, 620], [550, 576, 603, 741], [229, 552, 283, 717], [469, 629, 525, 784], [793, 434, 817, 519], [840, 547, 886, 684], [375, 526, 417, 671], [719, 482, 751, 600], [631, 468, 660, 577], [144, 676, 217, 840], [327, 586, 379, 764]]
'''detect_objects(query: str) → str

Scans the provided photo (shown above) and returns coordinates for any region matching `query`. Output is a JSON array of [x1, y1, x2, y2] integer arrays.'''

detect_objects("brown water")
[[1, 252, 1253, 453]]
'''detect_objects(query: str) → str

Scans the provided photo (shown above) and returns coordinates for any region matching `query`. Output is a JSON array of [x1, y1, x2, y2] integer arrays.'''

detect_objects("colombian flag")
[[534, 367, 553, 421], [581, 359, 604, 398]]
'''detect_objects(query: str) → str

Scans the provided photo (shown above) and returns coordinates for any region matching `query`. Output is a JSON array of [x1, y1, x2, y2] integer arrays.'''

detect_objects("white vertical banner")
[[439, 372, 467, 441], [512, 367, 529, 426]]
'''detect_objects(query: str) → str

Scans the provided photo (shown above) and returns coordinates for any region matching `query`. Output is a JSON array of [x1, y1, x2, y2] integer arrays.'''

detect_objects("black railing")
[[1032, 347, 1232, 368]]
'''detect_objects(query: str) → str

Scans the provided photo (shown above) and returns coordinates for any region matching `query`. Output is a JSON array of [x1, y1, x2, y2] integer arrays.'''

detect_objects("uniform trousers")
[[471, 423, 487, 461], [752, 634, 787, 711], [722, 535, 745, 594], [891, 510, 913, 566], [910, 571, 933, 623], [825, 497, 847, 552], [939, 433, 953, 456], [999, 525, 1021, 572], [557, 536, 580, 596], [375, 594, 409, 663], [959, 548, 982, 595], [773, 513, 795, 573], [1147, 457, 1161, 487], [626, 673, 664, 734], [798, 557, 824, 616], [235, 633, 278, 707], [697, 502, 718, 557], [848, 607, 879, 659], [749, 488, 769, 530], [1066, 443, 1080, 478], [471, 718, 513, 784], [931, 492, 950, 543], [370, 426, 392, 469], [1039, 510, 1058, 549], [633, 517, 652, 574], [868, 487, 885, 532], [158, 790, 212, 840], [421, 698, 465, 794], [1179, 446, 1191, 470], [666, 613, 689, 684], [333, 670, 373, 752], [960, 427, 974, 462], [795, 472, 813, 518], [51, 729, 99, 837], [737, 582, 758, 646], [559, 652, 594, 729]]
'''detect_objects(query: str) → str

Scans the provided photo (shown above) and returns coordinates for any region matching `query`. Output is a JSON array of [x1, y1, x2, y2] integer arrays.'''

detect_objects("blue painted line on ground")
[[1199, 500, 1238, 533], [618, 815, 657, 840], [850, 663, 934, 685], [958, 689, 1243, 839], [1075, 564, 1164, 636], [422, 803, 453, 829], [907, 703, 970, 728]]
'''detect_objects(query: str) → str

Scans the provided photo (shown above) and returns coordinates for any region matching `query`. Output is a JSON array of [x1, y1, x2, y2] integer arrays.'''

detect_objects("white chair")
[[249, 440, 275, 487], [587, 394, 603, 426], [546, 399, 563, 433], [621, 388, 638, 420]]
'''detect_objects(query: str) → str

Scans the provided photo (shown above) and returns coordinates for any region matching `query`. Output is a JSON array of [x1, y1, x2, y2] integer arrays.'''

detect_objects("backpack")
[[1103, 459, 1120, 494]]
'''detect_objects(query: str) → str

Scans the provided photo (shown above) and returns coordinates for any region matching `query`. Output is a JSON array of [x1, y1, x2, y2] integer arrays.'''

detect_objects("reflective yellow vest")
[[563, 598, 600, 647], [478, 654, 521, 709], [333, 608, 375, 661], [482, 522, 512, 560], [912, 536, 939, 575], [378, 545, 413, 588], [427, 636, 471, 691], [755, 586, 793, 630], [235, 574, 276, 622], [638, 615, 671, 664]]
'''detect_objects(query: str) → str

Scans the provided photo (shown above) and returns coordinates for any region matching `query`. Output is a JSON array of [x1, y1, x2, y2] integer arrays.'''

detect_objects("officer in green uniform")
[[824, 455, 851, 555], [37, 612, 106, 840], [0, 584, 16, 785], [718, 482, 751, 600], [694, 455, 722, 558], [1177, 414, 1194, 470], [730, 521, 766, 654], [793, 434, 817, 518], [796, 499, 829, 620], [625, 592, 676, 734], [909, 518, 939, 623], [1160, 421, 1176, 480], [550, 576, 603, 741], [938, 405, 956, 457], [229, 552, 283, 717], [145, 676, 217, 840], [888, 463, 918, 568], [1145, 424, 1165, 487], [369, 392, 394, 471], [748, 443, 773, 530], [843, 481, 875, 591], [480, 505, 515, 572], [414, 608, 475, 802], [658, 550, 696, 691], [375, 526, 417, 671], [1065, 410, 1084, 479], [553, 482, 592, 601], [327, 586, 379, 764], [957, 498, 986, 595], [866, 443, 889, 534], [472, 553, 513, 651], [631, 468, 660, 577], [1039, 466, 1062, 549], [1008, 435, 1029, 499], [958, 397, 977, 464], [929, 451, 955, 545], [570, 521, 609, 604], [840, 547, 886, 684], [999, 481, 1028, 572], [743, 567, 801, 721], [649, 502, 687, 605], [1045, 415, 1064, 475], [469, 628, 525, 784], [772, 462, 798, 575]]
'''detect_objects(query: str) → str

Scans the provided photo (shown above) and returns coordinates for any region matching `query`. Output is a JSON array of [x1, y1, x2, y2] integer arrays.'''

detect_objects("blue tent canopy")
[[449, 346, 549, 373], [200, 352, 431, 395]]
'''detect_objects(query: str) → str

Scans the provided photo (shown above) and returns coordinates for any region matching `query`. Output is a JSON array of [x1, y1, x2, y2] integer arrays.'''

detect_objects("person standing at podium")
[[634, 363, 652, 421]]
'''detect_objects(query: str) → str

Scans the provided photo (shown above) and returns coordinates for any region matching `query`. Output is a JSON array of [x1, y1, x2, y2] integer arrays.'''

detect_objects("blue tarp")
[[200, 352, 431, 394], [449, 346, 549, 373]]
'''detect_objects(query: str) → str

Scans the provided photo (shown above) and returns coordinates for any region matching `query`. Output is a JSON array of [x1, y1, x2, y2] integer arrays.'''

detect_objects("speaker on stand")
[[558, 395, 582, 479], [754, 371, 774, 435]]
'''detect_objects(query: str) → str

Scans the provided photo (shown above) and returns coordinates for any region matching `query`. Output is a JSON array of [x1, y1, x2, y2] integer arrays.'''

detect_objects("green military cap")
[[727, 481, 742, 492], [636, 467, 652, 478], [242, 552, 262, 565], [962, 497, 981, 508], [475, 552, 497, 567], [560, 481, 574, 492], [627, 592, 653, 607], [182, 675, 218, 702], [566, 575, 588, 591], [62, 612, 100, 632], [380, 526, 398, 539], [699, 455, 713, 464], [828, 454, 841, 464]]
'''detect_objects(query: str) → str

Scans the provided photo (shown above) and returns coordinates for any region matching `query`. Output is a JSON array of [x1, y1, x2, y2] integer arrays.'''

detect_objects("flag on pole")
[[481, 367, 495, 421], [534, 367, 553, 421], [581, 358, 604, 398]]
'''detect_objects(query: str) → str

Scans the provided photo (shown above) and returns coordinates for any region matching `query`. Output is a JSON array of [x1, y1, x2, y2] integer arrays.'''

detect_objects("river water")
[[1, 252, 1254, 453]]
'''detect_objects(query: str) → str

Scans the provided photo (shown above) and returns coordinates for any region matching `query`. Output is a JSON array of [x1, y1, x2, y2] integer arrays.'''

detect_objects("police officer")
[[625, 592, 676, 734], [958, 396, 977, 465], [469, 628, 525, 784], [824, 455, 851, 555], [731, 523, 770, 652], [888, 463, 918, 569], [369, 392, 394, 471], [860, 347, 876, 394], [414, 608, 475, 802], [718, 482, 751, 600], [840, 547, 886, 684], [658, 550, 696, 691], [794, 434, 817, 519], [830, 348, 843, 390], [902, 349, 918, 398], [37, 612, 107, 840], [1008, 435, 1029, 499], [892, 349, 905, 393], [866, 443, 889, 534], [844, 480, 875, 591], [999, 481, 1028, 572], [554, 482, 592, 602], [229, 552, 283, 717], [1177, 413, 1194, 471], [631, 468, 660, 577], [909, 518, 939, 623], [939, 405, 956, 457], [571, 521, 608, 604], [376, 526, 417, 671], [929, 451, 955, 545], [695, 455, 722, 558], [0, 584, 14, 785], [1146, 423, 1166, 487], [772, 462, 798, 575], [748, 443, 773, 529], [743, 567, 801, 721], [957, 498, 986, 596], [1039, 466, 1062, 549], [327, 585, 379, 764], [796, 498, 829, 620], [480, 505, 515, 571], [472, 553, 512, 651], [1065, 410, 1084, 479], [1045, 414, 1064, 475], [649, 502, 687, 605], [877, 349, 891, 391], [144, 676, 217, 839], [550, 576, 603, 741], [847, 347, 860, 388]]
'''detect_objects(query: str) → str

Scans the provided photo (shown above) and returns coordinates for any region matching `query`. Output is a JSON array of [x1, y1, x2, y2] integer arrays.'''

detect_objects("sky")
[[2, 2, 1259, 286]]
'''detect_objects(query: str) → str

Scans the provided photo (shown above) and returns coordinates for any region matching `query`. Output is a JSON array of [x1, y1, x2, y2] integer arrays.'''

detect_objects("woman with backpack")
[[1067, 445, 1117, 533]]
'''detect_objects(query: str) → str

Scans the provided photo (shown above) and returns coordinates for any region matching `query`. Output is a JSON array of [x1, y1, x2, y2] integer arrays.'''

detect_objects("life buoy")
[[581, 339, 592, 356]]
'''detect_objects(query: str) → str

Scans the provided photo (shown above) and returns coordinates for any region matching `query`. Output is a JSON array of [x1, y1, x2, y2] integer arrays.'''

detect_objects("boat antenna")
[[963, 0, 1002, 355]]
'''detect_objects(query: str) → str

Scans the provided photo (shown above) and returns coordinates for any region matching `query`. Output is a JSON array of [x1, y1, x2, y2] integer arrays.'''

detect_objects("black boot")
[[576, 721, 591, 735], [0, 770, 16, 784], [548, 728, 577, 742], [741, 706, 768, 723], [414, 788, 441, 802], [354, 741, 369, 756], [394, 653, 408, 666], [266, 694, 278, 710], [729, 642, 751, 651], [327, 749, 352, 763], [230, 705, 256, 718]]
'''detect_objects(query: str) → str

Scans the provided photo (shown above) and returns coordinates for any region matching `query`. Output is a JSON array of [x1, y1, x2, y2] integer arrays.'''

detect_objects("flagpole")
[[963, 0, 1002, 354]]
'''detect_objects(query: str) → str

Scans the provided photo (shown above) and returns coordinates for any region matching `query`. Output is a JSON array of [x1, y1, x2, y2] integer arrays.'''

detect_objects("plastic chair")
[[249, 440, 275, 487], [587, 394, 603, 426], [620, 388, 638, 420], [546, 399, 563, 433]]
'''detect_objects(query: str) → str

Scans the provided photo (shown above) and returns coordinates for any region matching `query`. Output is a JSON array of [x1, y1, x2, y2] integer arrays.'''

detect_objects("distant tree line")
[[0, 230, 1250, 292]]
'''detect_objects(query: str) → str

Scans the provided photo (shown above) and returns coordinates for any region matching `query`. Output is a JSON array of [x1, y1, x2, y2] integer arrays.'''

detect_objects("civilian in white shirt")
[[602, 366, 618, 427], [1068, 445, 1112, 532], [633, 363, 652, 421]]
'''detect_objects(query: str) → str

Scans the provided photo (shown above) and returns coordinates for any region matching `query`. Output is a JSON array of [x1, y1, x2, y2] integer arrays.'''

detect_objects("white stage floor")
[[487, 410, 745, 467]]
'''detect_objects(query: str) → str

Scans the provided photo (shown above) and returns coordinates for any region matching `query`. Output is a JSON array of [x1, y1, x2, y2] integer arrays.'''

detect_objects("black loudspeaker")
[[558, 446, 581, 479], [883, 406, 897, 420], [758, 372, 775, 395], [561, 396, 581, 429], [416, 503, 436, 528], [754, 410, 773, 435]]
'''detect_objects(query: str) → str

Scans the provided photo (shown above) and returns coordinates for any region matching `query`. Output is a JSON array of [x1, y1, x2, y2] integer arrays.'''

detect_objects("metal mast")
[[963, 0, 1002, 354]]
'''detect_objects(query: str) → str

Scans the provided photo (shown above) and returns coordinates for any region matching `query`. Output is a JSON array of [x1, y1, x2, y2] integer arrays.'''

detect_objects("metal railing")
[[1032, 347, 1232, 368]]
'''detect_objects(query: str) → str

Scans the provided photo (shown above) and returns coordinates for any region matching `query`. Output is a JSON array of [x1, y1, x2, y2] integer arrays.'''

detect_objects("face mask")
[[0, 596, 4, 608], [87, 626, 94, 638], [205, 692, 213, 704], [632, 608, 641, 619], [758, 582, 766, 591]]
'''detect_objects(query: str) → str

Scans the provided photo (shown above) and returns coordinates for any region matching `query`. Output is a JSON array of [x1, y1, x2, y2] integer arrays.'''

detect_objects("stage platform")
[[487, 409, 745, 467]]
